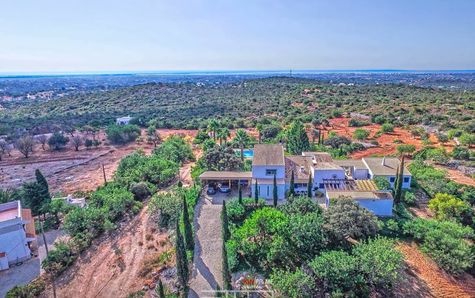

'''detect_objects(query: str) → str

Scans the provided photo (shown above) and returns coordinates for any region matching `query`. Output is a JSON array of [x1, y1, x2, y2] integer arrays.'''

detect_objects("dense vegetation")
[[29, 136, 191, 281], [2, 78, 474, 135], [223, 196, 403, 297]]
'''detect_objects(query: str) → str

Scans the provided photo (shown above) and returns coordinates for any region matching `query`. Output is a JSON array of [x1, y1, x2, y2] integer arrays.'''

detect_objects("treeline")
[[2, 78, 474, 136]]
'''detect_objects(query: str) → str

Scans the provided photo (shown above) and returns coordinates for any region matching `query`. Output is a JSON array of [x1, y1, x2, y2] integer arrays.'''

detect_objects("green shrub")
[[226, 199, 245, 222], [42, 240, 77, 276], [404, 218, 474, 274], [381, 123, 394, 133], [130, 182, 152, 200], [403, 191, 416, 206], [6, 277, 46, 298], [106, 124, 141, 145]]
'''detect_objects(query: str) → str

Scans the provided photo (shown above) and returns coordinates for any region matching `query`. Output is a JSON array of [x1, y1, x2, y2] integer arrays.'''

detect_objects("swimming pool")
[[235, 149, 254, 158]]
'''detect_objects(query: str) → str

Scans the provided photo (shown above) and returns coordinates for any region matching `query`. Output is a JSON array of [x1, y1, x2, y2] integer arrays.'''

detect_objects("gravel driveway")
[[189, 197, 223, 298]]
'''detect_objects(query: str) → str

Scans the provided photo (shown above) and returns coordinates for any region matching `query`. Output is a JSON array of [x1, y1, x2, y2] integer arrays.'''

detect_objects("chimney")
[[300, 166, 305, 173], [381, 157, 386, 166]]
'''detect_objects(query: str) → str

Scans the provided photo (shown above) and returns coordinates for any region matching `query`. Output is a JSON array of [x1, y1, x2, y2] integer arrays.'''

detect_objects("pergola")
[[199, 171, 252, 186]]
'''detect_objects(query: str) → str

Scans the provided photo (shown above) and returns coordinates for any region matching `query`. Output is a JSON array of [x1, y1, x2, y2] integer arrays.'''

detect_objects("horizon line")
[[1, 69, 475, 78]]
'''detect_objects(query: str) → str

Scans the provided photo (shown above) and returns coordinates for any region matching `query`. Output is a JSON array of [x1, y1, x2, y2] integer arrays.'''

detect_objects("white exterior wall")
[[355, 199, 393, 216], [353, 168, 369, 180], [253, 183, 285, 200], [252, 165, 285, 179], [312, 168, 346, 191], [0, 224, 31, 264], [373, 175, 411, 189]]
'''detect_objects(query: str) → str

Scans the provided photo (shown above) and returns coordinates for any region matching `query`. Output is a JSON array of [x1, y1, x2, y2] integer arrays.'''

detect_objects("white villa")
[[116, 116, 133, 125], [0, 201, 36, 270], [199, 144, 411, 216]]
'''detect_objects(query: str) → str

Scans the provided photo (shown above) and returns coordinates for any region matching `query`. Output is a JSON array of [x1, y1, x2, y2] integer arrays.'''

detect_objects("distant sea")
[[1, 69, 475, 78]]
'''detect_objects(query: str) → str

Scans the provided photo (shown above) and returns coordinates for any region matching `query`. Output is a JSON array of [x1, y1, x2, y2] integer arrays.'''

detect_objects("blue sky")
[[1, 0, 474, 73]]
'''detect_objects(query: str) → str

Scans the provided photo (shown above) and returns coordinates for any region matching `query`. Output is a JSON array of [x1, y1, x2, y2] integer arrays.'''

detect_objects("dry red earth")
[[396, 241, 475, 298], [323, 117, 456, 159]]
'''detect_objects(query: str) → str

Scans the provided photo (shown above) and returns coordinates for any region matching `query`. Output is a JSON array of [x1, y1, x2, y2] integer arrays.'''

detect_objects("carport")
[[199, 171, 252, 187]]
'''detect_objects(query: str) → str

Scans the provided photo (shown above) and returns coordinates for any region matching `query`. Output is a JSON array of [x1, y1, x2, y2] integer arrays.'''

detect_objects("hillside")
[[1, 77, 474, 134]]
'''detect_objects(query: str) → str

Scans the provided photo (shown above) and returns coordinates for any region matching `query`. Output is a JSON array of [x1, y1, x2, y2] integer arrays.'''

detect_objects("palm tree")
[[217, 128, 230, 145], [256, 123, 263, 143], [208, 119, 220, 141], [234, 129, 250, 160]]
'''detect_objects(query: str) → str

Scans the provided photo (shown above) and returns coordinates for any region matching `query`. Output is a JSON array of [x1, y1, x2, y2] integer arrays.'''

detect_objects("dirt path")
[[434, 165, 475, 187], [189, 198, 223, 298], [396, 241, 475, 298]]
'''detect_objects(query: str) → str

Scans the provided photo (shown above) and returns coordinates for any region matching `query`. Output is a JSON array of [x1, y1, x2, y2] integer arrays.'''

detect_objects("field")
[[0, 129, 198, 195]]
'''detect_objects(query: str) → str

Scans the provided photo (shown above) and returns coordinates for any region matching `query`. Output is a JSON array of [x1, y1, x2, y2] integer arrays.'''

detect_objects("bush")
[[48, 132, 69, 150], [6, 277, 46, 298], [226, 199, 245, 222], [149, 192, 181, 229], [324, 198, 379, 245], [63, 206, 107, 238], [403, 190, 416, 206], [106, 124, 141, 145], [130, 182, 152, 200], [428, 193, 471, 223], [374, 176, 391, 190], [452, 146, 470, 160], [42, 240, 77, 276], [353, 128, 370, 140], [323, 136, 352, 149], [381, 123, 394, 133], [404, 218, 474, 274]]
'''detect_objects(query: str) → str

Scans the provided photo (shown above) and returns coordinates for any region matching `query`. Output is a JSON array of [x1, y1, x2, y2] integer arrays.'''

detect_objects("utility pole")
[[40, 219, 56, 298]]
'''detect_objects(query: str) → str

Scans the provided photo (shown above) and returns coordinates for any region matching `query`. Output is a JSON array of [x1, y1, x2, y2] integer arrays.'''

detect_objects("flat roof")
[[314, 162, 344, 170], [0, 201, 20, 222], [333, 159, 367, 170], [252, 144, 285, 166], [327, 190, 393, 200], [362, 157, 411, 176], [199, 171, 252, 180]]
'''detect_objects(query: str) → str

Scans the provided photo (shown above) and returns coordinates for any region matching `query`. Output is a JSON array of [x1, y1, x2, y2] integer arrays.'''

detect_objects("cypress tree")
[[307, 173, 313, 198], [222, 237, 232, 291], [35, 169, 51, 214], [287, 120, 310, 155], [221, 201, 230, 241], [238, 183, 242, 205], [215, 285, 222, 297], [394, 156, 405, 204], [175, 219, 189, 290], [254, 181, 259, 204], [289, 170, 295, 196], [182, 196, 194, 251], [273, 174, 278, 207], [156, 278, 165, 298]]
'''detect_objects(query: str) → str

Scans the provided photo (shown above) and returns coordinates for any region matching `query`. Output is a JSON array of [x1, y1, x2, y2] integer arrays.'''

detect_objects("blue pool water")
[[235, 149, 254, 158]]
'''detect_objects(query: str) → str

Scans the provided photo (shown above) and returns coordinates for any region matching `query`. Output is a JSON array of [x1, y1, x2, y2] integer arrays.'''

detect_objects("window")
[[403, 177, 410, 183], [266, 169, 277, 176], [389, 177, 395, 183], [267, 186, 270, 196], [319, 183, 324, 189]]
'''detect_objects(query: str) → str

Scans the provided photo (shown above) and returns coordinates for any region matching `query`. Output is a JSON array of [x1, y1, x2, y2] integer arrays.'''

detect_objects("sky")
[[1, 0, 474, 73]]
